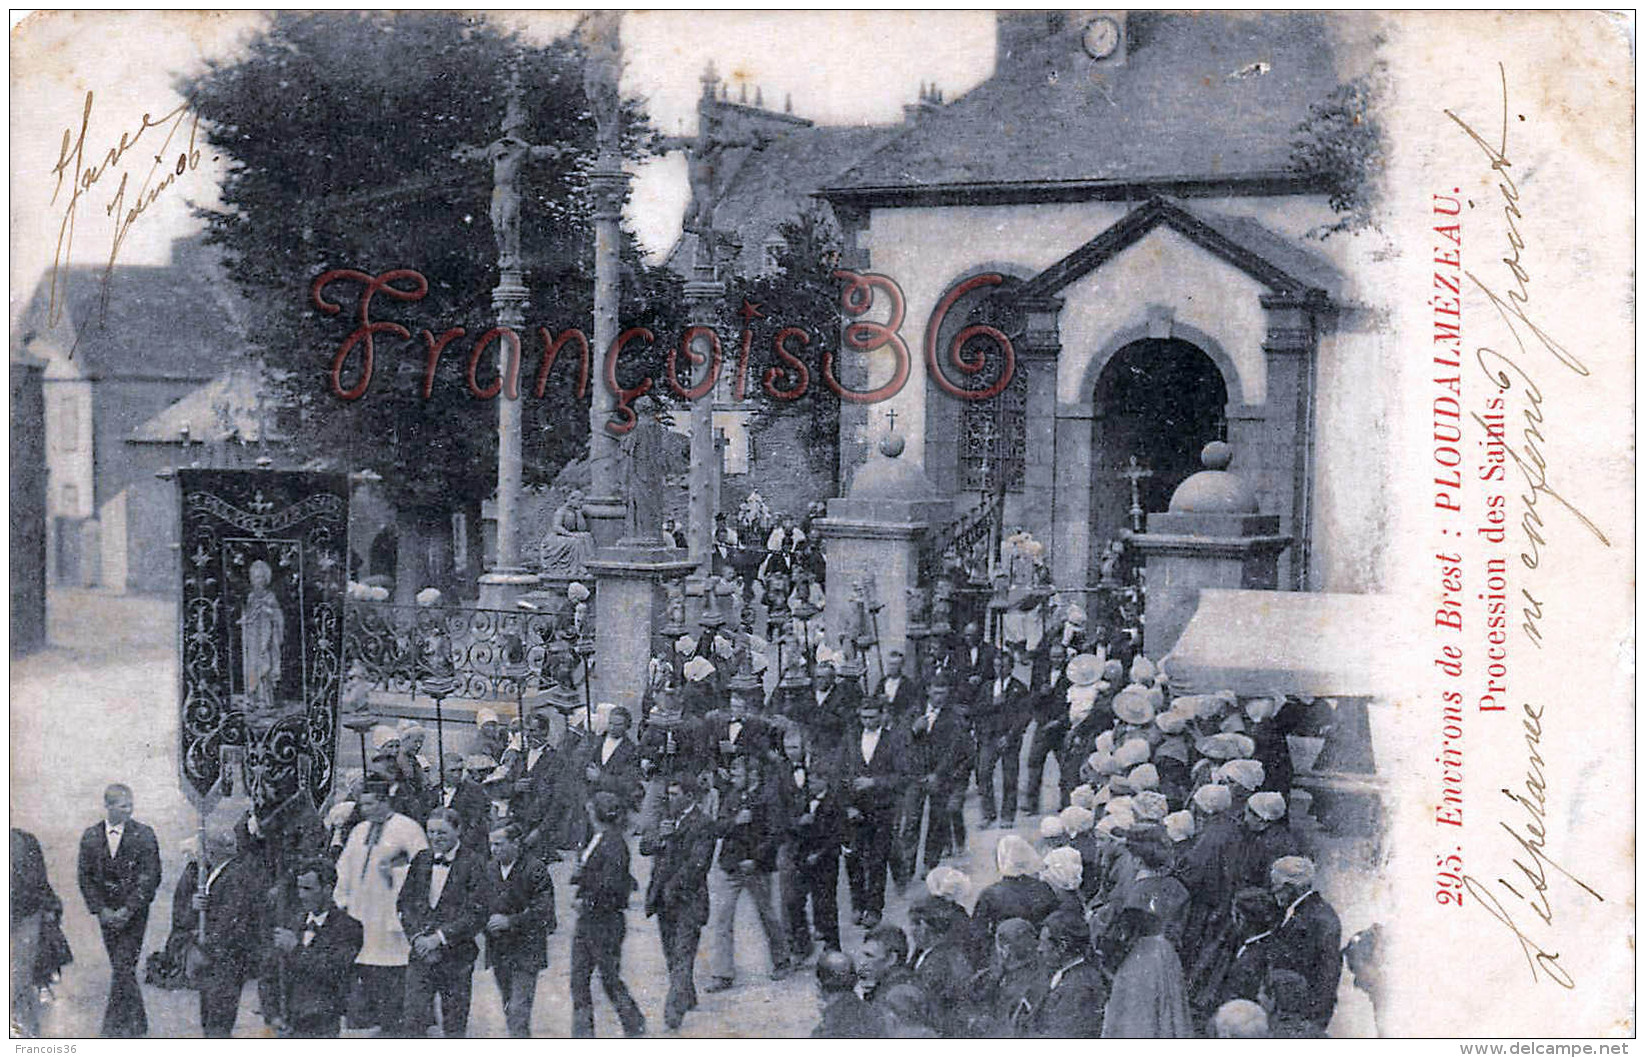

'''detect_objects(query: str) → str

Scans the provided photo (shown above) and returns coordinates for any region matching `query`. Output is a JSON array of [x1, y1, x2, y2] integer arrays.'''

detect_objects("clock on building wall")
[[1082, 14, 1123, 61]]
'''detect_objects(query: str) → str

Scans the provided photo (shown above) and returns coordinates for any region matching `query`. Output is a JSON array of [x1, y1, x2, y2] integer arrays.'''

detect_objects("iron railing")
[[342, 602, 584, 702]]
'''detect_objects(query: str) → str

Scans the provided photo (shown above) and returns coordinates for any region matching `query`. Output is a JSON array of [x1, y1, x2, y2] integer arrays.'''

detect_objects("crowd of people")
[[15, 599, 1381, 1039]]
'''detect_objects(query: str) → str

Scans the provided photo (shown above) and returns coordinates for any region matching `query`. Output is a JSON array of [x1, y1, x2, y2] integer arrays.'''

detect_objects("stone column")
[[1258, 292, 1326, 590], [684, 247, 724, 574], [1052, 402, 1095, 613], [582, 156, 631, 550], [477, 275, 542, 609], [1017, 295, 1062, 555]]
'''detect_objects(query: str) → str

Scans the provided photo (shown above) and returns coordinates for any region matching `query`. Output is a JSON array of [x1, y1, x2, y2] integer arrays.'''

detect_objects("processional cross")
[[1119, 456, 1154, 532]]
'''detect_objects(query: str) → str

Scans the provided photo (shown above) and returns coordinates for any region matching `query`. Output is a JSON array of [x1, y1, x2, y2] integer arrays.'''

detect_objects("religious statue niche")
[[177, 469, 349, 816]]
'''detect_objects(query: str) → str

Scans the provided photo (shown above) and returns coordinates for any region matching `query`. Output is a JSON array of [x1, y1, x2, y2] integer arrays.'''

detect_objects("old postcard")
[[8, 9, 1633, 1041]]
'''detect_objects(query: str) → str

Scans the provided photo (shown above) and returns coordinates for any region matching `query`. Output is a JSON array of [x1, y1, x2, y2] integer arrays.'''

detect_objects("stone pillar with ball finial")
[[1125, 441, 1293, 656], [814, 414, 952, 664]]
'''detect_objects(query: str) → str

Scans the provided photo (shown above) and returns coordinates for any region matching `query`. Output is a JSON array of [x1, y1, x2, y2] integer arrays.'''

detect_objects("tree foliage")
[[730, 204, 844, 484], [1290, 67, 1387, 238], [182, 11, 680, 518]]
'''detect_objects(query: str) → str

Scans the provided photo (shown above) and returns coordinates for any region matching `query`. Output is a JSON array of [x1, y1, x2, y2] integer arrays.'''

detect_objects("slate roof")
[[128, 366, 280, 443], [824, 11, 1344, 201], [14, 237, 248, 381], [666, 120, 900, 276]]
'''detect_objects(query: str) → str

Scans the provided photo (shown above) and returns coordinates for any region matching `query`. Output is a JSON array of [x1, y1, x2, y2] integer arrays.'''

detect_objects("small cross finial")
[[886, 409, 898, 433]]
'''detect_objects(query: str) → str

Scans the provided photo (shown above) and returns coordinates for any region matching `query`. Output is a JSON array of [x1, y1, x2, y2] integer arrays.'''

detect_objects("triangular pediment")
[[1018, 197, 1337, 302]]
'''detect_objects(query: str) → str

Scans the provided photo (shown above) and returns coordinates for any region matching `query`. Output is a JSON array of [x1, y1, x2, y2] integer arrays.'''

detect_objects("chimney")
[[995, 11, 1068, 65]]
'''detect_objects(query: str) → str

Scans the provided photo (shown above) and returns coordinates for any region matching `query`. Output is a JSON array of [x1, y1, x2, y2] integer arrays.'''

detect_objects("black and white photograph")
[[9, 9, 1633, 1040]]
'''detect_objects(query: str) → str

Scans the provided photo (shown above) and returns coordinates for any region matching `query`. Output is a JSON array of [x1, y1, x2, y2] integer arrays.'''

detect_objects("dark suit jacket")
[[1032, 957, 1108, 1038], [278, 902, 363, 1028], [811, 991, 888, 1038], [640, 805, 716, 925], [972, 675, 1032, 738], [425, 780, 491, 852], [11, 828, 60, 924], [397, 845, 490, 965], [1268, 892, 1343, 1026], [788, 786, 845, 866], [171, 855, 267, 976], [949, 642, 997, 706], [584, 737, 643, 809], [483, 855, 556, 972], [911, 940, 974, 1036], [870, 674, 922, 720], [77, 819, 161, 919], [906, 707, 974, 788], [810, 684, 862, 745], [708, 713, 781, 769], [716, 782, 788, 874], [639, 714, 713, 780], [1032, 670, 1073, 726], [572, 828, 637, 915], [833, 723, 907, 817]]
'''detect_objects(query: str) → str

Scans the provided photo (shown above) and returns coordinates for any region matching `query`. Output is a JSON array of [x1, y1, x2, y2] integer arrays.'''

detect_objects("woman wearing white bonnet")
[[1038, 847, 1086, 916], [1190, 782, 1234, 821], [1038, 814, 1069, 849], [1132, 790, 1170, 823], [1214, 758, 1265, 793], [1068, 785, 1099, 811], [1112, 685, 1156, 727], [1126, 763, 1159, 792], [1058, 804, 1095, 838], [925, 865, 971, 904], [1163, 810, 1196, 844]]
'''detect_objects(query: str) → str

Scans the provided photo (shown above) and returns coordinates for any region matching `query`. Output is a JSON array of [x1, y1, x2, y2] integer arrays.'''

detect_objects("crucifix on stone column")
[[453, 66, 574, 274], [1119, 456, 1155, 533], [454, 61, 571, 606]]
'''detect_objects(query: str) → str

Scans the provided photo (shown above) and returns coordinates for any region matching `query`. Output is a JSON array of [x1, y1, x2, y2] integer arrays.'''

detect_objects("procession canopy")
[[1161, 589, 1407, 699]]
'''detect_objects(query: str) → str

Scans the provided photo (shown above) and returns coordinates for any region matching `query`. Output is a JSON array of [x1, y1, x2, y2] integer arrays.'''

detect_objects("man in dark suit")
[[508, 711, 571, 862], [948, 622, 997, 712], [808, 663, 860, 752], [1031, 909, 1106, 1037], [869, 649, 920, 723], [171, 822, 268, 1038], [76, 783, 161, 1037], [583, 706, 643, 811], [900, 673, 973, 878], [837, 699, 907, 929], [640, 774, 717, 1030], [1023, 641, 1071, 816], [483, 822, 557, 1037], [1266, 856, 1343, 1029], [271, 858, 363, 1038], [973, 649, 1033, 826], [785, 756, 846, 955], [425, 758, 491, 857], [398, 808, 489, 1037], [570, 793, 646, 1037]]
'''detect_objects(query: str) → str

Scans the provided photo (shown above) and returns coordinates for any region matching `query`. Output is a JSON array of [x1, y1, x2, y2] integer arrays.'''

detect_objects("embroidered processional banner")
[[176, 469, 349, 814]]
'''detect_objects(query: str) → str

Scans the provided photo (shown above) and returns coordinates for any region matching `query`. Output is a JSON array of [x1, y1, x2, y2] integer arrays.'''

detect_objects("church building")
[[819, 10, 1392, 609]]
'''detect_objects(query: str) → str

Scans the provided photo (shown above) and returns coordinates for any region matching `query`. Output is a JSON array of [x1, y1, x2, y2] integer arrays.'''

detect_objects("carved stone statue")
[[239, 560, 285, 714], [618, 418, 668, 544], [540, 489, 596, 578]]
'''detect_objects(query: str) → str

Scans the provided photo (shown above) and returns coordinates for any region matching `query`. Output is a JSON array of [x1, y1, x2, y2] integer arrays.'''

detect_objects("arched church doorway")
[[1090, 338, 1228, 568]]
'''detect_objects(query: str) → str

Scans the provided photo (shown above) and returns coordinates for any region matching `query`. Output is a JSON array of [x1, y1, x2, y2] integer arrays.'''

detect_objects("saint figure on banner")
[[240, 559, 286, 713]]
